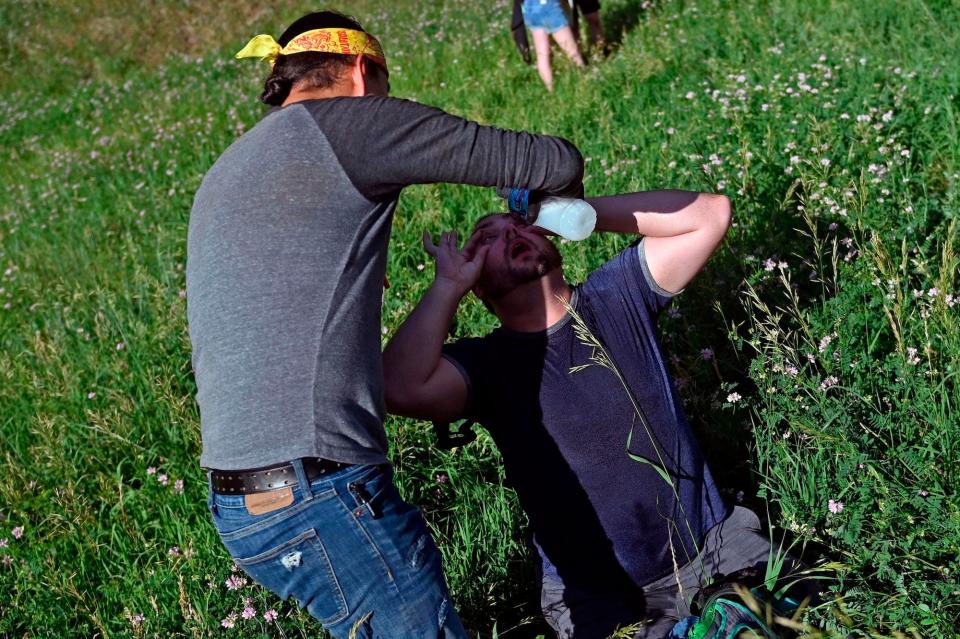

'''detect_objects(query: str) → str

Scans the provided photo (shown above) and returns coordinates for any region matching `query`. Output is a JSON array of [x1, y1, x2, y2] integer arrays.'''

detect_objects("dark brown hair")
[[260, 11, 379, 106]]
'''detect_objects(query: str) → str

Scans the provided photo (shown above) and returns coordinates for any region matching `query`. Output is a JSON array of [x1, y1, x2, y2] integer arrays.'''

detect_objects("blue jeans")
[[207, 462, 467, 638]]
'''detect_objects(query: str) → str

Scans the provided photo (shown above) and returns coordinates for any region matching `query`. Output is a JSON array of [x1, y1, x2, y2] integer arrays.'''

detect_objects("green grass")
[[1, 0, 958, 636]]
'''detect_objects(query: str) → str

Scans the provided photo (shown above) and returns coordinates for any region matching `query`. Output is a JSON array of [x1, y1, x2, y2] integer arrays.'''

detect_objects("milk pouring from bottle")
[[529, 197, 597, 241]]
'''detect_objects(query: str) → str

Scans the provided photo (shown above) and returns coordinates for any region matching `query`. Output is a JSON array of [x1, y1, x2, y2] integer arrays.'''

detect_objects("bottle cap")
[[507, 188, 531, 217]]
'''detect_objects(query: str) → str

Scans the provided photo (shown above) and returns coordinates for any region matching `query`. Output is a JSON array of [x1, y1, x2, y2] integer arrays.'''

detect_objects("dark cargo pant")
[[541, 506, 788, 639]]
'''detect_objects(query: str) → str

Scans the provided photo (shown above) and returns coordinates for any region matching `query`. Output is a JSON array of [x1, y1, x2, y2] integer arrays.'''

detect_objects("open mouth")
[[509, 238, 532, 259]]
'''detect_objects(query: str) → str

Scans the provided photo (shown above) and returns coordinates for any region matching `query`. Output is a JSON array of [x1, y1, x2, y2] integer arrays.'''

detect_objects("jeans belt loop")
[[205, 469, 216, 514], [291, 458, 314, 501]]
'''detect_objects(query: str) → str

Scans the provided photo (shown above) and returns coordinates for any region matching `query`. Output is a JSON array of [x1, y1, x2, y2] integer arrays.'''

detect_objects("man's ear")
[[349, 55, 366, 97]]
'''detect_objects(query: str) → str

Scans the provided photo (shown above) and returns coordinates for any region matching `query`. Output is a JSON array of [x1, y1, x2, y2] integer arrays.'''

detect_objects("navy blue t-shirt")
[[442, 240, 730, 590]]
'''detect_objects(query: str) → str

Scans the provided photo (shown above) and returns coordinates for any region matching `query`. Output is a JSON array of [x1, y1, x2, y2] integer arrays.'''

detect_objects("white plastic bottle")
[[530, 197, 597, 241]]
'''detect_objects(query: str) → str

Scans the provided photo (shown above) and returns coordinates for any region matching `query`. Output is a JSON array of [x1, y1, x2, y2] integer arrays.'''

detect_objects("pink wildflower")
[[818, 335, 832, 352], [168, 546, 180, 556], [11, 526, 23, 540], [700, 347, 715, 360], [225, 575, 247, 590], [173, 479, 184, 494], [128, 612, 145, 627], [221, 613, 237, 628], [726, 392, 742, 403], [828, 499, 844, 514], [146, 467, 157, 475], [264, 609, 278, 622], [0, 538, 8, 548], [242, 607, 256, 620], [157, 474, 169, 486]]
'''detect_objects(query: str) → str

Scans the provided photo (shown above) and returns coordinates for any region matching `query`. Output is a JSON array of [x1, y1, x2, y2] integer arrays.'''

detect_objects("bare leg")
[[551, 26, 586, 67], [582, 11, 605, 50], [531, 29, 554, 91]]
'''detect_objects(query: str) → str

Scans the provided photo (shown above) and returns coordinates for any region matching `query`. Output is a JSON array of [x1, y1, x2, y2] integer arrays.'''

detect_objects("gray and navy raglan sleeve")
[[441, 337, 493, 423], [582, 239, 676, 320], [304, 96, 583, 201]]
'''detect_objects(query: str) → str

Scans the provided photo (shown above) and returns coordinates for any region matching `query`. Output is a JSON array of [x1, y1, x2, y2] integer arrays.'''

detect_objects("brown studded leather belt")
[[209, 458, 353, 495]]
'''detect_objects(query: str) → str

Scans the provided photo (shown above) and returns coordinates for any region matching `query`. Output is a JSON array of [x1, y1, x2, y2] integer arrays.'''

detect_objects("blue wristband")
[[507, 187, 530, 215]]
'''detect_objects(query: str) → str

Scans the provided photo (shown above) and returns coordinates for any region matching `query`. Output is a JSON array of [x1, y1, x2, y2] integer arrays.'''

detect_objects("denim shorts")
[[208, 462, 467, 638], [522, 0, 571, 33]]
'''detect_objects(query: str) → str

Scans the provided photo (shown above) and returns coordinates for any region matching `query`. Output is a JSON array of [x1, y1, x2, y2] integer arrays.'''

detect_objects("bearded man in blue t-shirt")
[[383, 190, 787, 638]]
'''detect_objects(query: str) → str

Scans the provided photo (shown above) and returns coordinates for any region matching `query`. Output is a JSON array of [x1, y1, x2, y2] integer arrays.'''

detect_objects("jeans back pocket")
[[233, 528, 349, 626]]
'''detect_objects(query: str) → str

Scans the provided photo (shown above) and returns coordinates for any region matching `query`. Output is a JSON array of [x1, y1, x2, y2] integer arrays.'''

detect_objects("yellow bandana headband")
[[235, 28, 387, 70]]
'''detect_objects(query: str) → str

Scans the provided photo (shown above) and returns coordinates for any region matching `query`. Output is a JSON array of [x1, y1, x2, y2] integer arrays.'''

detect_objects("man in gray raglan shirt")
[[187, 11, 582, 638]]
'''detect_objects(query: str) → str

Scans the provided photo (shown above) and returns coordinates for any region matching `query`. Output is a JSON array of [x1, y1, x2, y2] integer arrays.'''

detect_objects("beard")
[[477, 240, 563, 302]]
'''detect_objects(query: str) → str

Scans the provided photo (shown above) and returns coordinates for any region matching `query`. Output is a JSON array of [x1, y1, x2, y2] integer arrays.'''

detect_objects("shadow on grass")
[[666, 174, 827, 506], [601, 0, 654, 48]]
